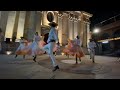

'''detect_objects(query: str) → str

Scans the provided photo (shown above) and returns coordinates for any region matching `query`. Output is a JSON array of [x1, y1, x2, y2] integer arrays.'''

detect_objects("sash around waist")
[[48, 40, 55, 43]]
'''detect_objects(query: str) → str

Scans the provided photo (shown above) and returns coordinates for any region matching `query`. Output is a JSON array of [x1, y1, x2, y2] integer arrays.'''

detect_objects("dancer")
[[43, 22, 60, 72], [30, 32, 41, 62], [88, 39, 97, 63], [53, 42, 60, 56], [15, 37, 26, 59], [74, 35, 83, 63], [63, 39, 84, 64]]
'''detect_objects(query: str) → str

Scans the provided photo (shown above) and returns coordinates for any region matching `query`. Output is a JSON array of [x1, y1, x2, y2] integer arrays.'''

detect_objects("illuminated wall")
[[2, 11, 92, 48], [5, 11, 16, 39], [58, 16, 63, 45], [68, 19, 74, 40], [74, 20, 78, 38], [16, 11, 26, 39], [42, 11, 49, 26]]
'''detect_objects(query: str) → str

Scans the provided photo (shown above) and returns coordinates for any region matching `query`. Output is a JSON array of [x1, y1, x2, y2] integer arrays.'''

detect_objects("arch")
[[47, 11, 54, 22]]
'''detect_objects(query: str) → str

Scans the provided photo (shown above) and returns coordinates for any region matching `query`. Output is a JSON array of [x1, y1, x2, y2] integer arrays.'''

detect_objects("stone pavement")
[[0, 54, 120, 79]]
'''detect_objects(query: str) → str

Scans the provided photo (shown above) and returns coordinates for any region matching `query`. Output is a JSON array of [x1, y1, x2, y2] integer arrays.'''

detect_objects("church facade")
[[0, 11, 92, 47]]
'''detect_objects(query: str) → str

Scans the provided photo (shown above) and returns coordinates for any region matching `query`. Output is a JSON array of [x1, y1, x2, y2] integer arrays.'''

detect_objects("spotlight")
[[6, 51, 12, 55], [61, 52, 64, 55]]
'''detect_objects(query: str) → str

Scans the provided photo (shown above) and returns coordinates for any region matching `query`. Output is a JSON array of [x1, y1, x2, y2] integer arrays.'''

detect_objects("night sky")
[[88, 10, 120, 28], [71, 0, 120, 28], [1, 0, 120, 29]]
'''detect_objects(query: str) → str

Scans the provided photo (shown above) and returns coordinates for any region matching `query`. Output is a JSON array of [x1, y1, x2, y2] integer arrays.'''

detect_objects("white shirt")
[[34, 35, 40, 42], [88, 41, 97, 50], [47, 27, 59, 43], [74, 38, 81, 46], [19, 39, 25, 44]]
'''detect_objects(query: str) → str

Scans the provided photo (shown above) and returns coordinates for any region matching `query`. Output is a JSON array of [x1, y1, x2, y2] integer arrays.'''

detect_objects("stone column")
[[23, 11, 30, 39], [80, 15, 84, 47], [77, 18, 80, 36], [83, 22, 87, 48], [53, 11, 58, 23], [5, 11, 17, 39], [68, 18, 74, 40], [35, 11, 42, 36], [0, 11, 9, 38], [27, 11, 37, 41], [58, 14, 63, 46], [12, 11, 20, 39], [42, 11, 49, 26], [62, 13, 68, 45], [16, 11, 26, 39], [87, 22, 91, 47], [73, 19, 78, 39]]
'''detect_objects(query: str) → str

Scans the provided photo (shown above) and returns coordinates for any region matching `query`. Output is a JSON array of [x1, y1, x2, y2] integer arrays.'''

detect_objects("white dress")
[[74, 38, 81, 46], [16, 39, 25, 52], [30, 35, 44, 56]]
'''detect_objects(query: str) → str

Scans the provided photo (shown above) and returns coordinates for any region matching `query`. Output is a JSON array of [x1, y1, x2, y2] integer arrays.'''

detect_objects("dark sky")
[[1, 0, 120, 29], [88, 10, 120, 28], [69, 0, 120, 28]]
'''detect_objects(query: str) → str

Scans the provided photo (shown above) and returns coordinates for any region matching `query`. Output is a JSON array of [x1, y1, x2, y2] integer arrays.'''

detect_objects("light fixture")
[[93, 28, 100, 33], [102, 41, 109, 44], [6, 51, 12, 55], [61, 52, 64, 55]]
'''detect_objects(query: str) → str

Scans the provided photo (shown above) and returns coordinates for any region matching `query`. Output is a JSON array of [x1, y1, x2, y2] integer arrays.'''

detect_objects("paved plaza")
[[0, 54, 120, 79]]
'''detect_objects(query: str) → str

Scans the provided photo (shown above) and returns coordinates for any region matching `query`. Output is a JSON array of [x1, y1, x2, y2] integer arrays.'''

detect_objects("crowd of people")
[[14, 22, 60, 72], [0, 22, 97, 72]]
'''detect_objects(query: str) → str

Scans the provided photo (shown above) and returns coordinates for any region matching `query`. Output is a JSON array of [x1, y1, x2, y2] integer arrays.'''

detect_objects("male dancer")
[[43, 22, 60, 72], [88, 39, 97, 63]]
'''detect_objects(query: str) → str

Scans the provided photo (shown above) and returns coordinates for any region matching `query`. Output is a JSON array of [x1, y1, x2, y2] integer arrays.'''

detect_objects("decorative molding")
[[81, 11, 93, 17], [58, 13, 63, 18], [47, 11, 54, 16]]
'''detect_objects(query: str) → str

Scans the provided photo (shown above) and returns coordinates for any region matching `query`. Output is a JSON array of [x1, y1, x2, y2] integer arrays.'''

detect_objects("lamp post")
[[92, 28, 100, 41], [93, 28, 100, 34], [92, 28, 102, 55]]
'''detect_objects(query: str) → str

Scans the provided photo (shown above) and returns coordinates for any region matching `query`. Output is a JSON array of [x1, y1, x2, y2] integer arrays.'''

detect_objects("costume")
[[43, 27, 59, 67], [63, 39, 84, 58], [88, 41, 97, 62], [15, 39, 27, 55]]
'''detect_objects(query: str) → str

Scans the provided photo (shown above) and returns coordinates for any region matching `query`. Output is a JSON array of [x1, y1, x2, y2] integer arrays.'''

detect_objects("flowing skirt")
[[27, 41, 46, 56], [15, 42, 31, 55], [15, 41, 46, 56], [63, 45, 84, 58]]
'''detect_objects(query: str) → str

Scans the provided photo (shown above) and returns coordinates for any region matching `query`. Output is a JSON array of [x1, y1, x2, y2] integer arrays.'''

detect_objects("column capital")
[[68, 17, 74, 21], [78, 16, 81, 21], [63, 12, 69, 17], [58, 13, 63, 18]]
